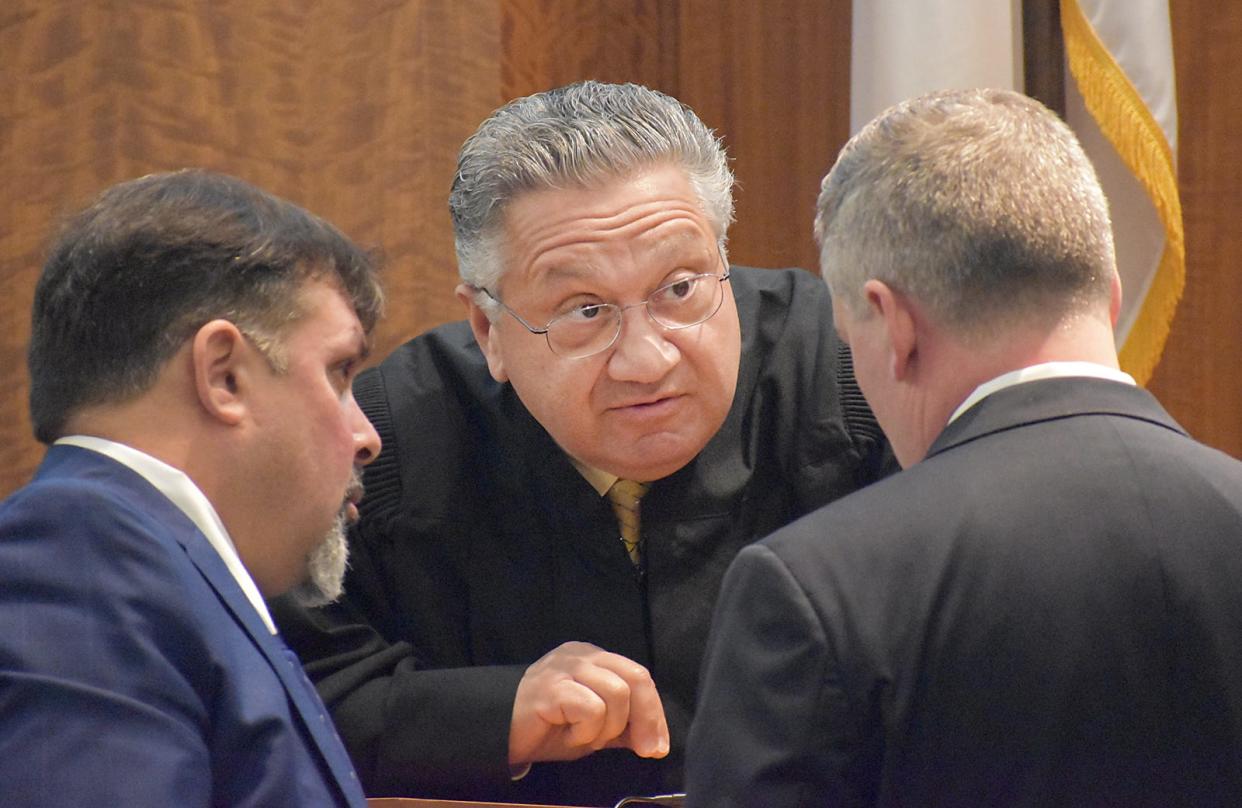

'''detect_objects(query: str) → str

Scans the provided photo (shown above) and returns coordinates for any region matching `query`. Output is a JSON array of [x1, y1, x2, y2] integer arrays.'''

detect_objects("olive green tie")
[[608, 479, 651, 567]]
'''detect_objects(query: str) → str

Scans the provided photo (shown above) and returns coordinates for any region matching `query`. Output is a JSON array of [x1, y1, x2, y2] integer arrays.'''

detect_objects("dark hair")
[[29, 169, 384, 444]]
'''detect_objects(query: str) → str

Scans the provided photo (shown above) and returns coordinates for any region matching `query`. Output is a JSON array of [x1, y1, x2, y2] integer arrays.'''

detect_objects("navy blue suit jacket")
[[687, 379, 1242, 806], [0, 445, 367, 807]]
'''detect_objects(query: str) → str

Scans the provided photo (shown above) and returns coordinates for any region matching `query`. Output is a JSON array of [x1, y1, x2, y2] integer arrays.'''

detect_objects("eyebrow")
[[533, 234, 717, 288], [535, 262, 596, 287], [345, 325, 372, 362]]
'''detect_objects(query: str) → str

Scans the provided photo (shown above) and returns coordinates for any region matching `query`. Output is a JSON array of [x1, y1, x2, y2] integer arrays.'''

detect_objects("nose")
[[349, 397, 382, 465], [606, 305, 681, 383]]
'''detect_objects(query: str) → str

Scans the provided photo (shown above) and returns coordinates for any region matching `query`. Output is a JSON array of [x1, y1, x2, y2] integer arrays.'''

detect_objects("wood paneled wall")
[[1146, 0, 1242, 455], [1, 0, 504, 496], [497, 0, 851, 271], [0, 0, 1236, 498]]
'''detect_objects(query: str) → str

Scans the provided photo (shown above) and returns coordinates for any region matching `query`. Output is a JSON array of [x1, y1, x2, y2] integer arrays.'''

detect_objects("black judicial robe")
[[273, 266, 893, 806]]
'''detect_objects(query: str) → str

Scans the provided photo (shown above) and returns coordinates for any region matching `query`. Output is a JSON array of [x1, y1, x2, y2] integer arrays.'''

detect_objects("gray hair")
[[450, 80, 734, 306], [815, 87, 1116, 338]]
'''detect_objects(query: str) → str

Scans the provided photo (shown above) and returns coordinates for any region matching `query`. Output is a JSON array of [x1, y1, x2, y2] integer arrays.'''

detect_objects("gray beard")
[[286, 512, 349, 608]]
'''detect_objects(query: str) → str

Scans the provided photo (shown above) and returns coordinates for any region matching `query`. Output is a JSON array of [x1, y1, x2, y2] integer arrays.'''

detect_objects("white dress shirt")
[[949, 361, 1137, 425], [55, 435, 277, 634]]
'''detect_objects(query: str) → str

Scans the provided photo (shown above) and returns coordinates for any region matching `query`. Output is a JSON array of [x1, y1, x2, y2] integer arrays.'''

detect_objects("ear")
[[191, 320, 253, 426], [862, 279, 918, 382], [1108, 271, 1123, 328], [456, 283, 509, 382]]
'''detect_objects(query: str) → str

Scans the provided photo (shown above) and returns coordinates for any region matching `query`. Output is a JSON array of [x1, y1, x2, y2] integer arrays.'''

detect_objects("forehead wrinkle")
[[508, 195, 708, 250], [508, 204, 716, 290]]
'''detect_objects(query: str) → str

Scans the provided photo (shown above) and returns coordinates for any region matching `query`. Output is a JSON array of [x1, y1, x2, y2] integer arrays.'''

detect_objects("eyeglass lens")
[[546, 273, 725, 358]]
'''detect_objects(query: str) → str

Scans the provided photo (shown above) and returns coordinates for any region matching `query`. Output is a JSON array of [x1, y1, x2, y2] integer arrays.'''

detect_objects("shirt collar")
[[949, 361, 1137, 425], [569, 456, 619, 497], [54, 435, 277, 634]]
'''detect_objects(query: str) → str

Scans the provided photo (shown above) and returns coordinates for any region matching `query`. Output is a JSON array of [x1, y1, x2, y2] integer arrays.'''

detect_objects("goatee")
[[286, 512, 349, 608]]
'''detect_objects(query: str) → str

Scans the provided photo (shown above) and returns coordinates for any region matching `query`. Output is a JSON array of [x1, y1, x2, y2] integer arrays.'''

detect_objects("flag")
[[850, 0, 1021, 133], [849, 1, 1183, 384], [1062, 0, 1183, 384]]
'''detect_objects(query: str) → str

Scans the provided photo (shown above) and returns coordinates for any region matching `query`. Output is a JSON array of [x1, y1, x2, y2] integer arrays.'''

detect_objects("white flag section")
[[849, 1, 1183, 384], [1062, 0, 1183, 384], [850, 0, 1022, 134]]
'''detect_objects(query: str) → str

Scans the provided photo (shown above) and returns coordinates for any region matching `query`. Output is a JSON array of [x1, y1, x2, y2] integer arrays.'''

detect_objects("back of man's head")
[[815, 87, 1117, 341], [29, 169, 383, 444], [450, 80, 735, 295]]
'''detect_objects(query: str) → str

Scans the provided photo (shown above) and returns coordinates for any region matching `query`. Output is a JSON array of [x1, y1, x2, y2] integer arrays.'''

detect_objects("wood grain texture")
[[500, 0, 850, 275], [675, 0, 851, 274], [1146, 0, 1242, 457], [1, 0, 1238, 499], [500, 0, 676, 99], [0, 0, 499, 496]]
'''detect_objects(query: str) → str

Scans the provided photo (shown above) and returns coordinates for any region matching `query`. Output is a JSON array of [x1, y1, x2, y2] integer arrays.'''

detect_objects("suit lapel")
[[40, 447, 364, 805], [175, 524, 365, 805], [929, 377, 1187, 459]]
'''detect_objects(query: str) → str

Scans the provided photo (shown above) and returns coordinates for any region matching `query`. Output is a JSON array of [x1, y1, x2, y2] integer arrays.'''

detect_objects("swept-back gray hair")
[[450, 80, 734, 299], [815, 87, 1116, 338]]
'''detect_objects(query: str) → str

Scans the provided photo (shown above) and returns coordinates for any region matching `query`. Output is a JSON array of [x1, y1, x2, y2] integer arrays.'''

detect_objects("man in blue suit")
[[0, 170, 382, 806], [686, 89, 1242, 805]]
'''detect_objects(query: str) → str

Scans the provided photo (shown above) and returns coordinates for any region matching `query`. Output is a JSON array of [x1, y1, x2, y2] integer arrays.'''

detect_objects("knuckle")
[[597, 677, 630, 703]]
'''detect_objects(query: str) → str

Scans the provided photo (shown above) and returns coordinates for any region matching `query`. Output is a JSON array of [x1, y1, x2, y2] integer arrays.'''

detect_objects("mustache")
[[345, 469, 365, 503], [341, 469, 366, 521]]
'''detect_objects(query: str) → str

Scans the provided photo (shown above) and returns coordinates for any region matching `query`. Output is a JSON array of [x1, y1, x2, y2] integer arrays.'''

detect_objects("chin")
[[286, 515, 349, 607], [609, 447, 699, 482]]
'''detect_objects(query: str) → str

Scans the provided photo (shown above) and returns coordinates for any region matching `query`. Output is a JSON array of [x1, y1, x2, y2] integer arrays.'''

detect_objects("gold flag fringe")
[[1061, 0, 1185, 385]]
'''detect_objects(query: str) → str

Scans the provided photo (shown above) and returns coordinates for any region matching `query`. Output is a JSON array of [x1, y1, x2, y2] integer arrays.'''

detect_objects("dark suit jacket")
[[0, 445, 367, 807], [687, 378, 1242, 807], [271, 266, 895, 805]]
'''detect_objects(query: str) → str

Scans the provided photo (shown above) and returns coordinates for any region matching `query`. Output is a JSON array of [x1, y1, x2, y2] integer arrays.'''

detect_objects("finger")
[[542, 644, 637, 746], [620, 673, 669, 757], [567, 665, 633, 748], [585, 654, 669, 758], [548, 678, 609, 748], [626, 681, 669, 757]]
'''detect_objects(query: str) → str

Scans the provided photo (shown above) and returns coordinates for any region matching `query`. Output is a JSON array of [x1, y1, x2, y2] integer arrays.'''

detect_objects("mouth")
[[611, 389, 680, 407], [609, 392, 684, 415], [342, 478, 366, 524]]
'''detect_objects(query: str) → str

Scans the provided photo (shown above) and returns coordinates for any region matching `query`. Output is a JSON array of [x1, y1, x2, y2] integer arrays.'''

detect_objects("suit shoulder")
[[0, 475, 207, 606], [758, 465, 930, 562], [0, 478, 220, 684]]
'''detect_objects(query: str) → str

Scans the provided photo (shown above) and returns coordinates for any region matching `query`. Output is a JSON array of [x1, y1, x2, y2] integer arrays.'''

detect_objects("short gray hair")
[[450, 80, 734, 302], [815, 88, 1116, 338]]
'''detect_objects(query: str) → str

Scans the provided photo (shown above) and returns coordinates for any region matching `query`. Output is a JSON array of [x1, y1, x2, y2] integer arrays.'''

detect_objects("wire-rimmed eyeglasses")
[[480, 267, 732, 359]]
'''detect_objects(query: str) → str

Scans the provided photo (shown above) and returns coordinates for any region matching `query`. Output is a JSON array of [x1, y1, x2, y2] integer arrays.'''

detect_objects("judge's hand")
[[508, 641, 670, 767]]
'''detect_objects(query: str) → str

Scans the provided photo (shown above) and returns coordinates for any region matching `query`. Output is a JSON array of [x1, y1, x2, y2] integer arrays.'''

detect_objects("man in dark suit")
[[686, 88, 1242, 806], [0, 170, 383, 806]]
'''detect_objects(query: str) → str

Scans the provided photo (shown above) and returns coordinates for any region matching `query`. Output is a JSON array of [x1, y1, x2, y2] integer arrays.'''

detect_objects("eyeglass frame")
[[476, 249, 732, 359]]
